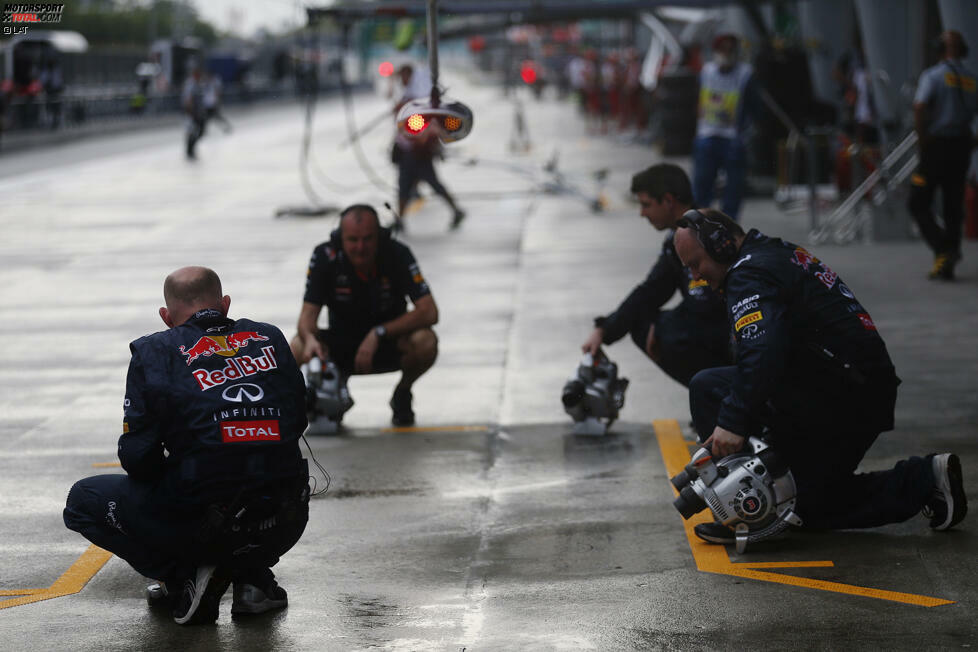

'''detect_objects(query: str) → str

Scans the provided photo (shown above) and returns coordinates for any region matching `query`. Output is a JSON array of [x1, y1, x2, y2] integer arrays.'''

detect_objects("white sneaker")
[[922, 453, 967, 531], [172, 565, 232, 625]]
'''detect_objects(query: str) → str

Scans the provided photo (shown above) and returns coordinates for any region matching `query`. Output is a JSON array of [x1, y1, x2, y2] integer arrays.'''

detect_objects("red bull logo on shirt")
[[179, 331, 270, 365], [192, 345, 278, 391], [791, 247, 819, 272]]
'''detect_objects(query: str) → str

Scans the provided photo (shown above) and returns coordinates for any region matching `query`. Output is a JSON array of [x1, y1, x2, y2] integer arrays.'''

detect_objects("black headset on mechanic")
[[676, 208, 742, 265], [334, 203, 397, 243]]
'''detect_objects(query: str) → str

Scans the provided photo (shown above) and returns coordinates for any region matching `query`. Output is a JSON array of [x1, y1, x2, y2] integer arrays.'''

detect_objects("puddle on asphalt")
[[318, 487, 425, 500], [338, 594, 407, 628], [561, 430, 644, 467]]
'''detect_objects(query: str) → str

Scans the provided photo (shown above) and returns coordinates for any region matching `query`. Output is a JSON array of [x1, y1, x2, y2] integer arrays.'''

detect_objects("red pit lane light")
[[395, 97, 473, 143], [379, 61, 394, 77], [520, 61, 538, 85], [406, 112, 428, 134]]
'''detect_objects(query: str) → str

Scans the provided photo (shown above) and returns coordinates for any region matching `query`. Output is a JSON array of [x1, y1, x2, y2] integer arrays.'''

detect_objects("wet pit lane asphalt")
[[1, 73, 976, 649]]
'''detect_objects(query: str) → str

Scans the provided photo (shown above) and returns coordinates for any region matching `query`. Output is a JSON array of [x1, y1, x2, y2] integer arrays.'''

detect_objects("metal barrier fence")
[[1, 81, 316, 133]]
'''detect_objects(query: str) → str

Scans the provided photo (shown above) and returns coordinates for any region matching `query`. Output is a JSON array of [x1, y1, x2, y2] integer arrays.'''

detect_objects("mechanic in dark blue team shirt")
[[582, 163, 731, 387], [64, 266, 310, 625], [291, 204, 438, 426], [673, 209, 967, 544]]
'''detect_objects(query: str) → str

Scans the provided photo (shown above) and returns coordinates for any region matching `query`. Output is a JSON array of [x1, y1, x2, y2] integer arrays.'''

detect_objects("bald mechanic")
[[64, 267, 310, 625], [673, 209, 966, 544], [291, 204, 438, 426]]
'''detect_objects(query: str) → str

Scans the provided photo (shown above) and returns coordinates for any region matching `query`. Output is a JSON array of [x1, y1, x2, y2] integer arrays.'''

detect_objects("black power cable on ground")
[[276, 19, 385, 219], [275, 90, 342, 218], [339, 69, 396, 195]]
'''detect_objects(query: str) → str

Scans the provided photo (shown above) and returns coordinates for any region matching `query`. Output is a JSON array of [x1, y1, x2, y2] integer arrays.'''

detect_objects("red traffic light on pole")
[[396, 97, 474, 143], [390, 0, 475, 144]]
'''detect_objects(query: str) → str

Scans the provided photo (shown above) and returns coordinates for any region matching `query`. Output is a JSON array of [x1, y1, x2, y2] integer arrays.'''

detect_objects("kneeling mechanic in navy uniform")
[[291, 204, 438, 426], [64, 266, 310, 625], [674, 210, 967, 544]]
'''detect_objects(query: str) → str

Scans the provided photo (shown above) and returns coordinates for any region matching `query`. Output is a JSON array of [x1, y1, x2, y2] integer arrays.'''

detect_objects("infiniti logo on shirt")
[[221, 383, 265, 403]]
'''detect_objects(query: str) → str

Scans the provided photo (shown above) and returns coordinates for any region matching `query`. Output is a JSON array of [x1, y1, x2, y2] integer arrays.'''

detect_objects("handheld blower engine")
[[303, 357, 354, 434], [561, 351, 629, 435], [671, 436, 802, 553]]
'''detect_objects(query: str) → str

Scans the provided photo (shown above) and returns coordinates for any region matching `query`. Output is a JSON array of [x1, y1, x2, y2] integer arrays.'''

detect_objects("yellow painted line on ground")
[[381, 425, 491, 434], [91, 462, 121, 468], [0, 544, 112, 610], [732, 561, 834, 569], [653, 418, 954, 608]]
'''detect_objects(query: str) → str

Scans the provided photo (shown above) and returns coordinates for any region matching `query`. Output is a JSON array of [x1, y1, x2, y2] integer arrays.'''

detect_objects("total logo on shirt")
[[220, 420, 281, 442]]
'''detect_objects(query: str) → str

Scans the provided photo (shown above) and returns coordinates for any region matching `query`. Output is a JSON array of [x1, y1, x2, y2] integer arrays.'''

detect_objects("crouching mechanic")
[[582, 164, 731, 387], [674, 210, 967, 544], [64, 266, 310, 625], [291, 204, 438, 426]]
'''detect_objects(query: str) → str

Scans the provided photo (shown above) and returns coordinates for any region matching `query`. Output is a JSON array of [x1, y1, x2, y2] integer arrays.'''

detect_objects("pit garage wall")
[[797, 0, 855, 108], [854, 0, 925, 127]]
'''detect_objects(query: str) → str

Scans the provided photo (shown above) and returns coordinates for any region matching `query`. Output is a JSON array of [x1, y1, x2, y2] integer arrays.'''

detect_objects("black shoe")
[[450, 209, 466, 230], [693, 521, 735, 544], [928, 254, 954, 280], [923, 453, 967, 530], [172, 565, 232, 625], [389, 387, 415, 426], [231, 578, 288, 616]]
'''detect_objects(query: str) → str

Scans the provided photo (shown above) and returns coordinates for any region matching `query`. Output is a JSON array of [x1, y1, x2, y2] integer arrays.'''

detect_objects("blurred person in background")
[[908, 30, 977, 280], [39, 59, 64, 130], [834, 39, 877, 145], [0, 78, 11, 150], [566, 47, 590, 116], [583, 50, 602, 133], [391, 63, 465, 231], [619, 48, 646, 136], [600, 52, 622, 134], [692, 34, 761, 222], [182, 67, 208, 159], [204, 71, 232, 133]]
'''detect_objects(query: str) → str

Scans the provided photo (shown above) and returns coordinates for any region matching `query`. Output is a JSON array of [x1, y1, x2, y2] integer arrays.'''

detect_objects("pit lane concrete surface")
[[1, 72, 976, 650]]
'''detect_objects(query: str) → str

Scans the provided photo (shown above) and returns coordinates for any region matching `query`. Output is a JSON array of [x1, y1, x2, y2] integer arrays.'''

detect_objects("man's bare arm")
[[381, 294, 438, 336]]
